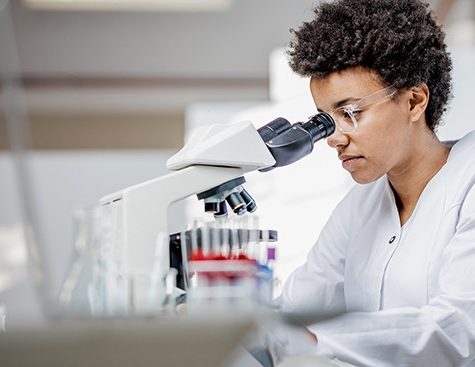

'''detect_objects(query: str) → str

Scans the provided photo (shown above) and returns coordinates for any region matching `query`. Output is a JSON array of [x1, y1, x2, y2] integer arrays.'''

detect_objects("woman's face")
[[310, 67, 413, 184]]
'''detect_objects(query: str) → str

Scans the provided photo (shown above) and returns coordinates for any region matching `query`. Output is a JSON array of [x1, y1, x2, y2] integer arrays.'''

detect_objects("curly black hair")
[[288, 0, 452, 131]]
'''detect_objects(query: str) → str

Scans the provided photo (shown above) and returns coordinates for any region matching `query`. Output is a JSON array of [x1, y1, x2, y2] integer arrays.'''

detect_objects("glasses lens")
[[326, 85, 397, 134], [332, 108, 356, 133]]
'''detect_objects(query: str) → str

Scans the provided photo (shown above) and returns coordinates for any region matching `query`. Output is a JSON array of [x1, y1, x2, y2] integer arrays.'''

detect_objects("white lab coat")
[[281, 131, 475, 366]]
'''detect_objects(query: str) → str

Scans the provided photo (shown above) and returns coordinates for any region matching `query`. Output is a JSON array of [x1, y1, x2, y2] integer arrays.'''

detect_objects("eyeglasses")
[[316, 85, 398, 134]]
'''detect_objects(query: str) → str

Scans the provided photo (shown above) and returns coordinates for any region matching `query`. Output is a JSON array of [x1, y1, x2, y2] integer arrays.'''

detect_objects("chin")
[[350, 173, 381, 185]]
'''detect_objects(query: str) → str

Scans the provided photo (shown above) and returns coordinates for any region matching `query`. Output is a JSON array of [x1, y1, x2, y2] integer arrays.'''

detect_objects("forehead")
[[310, 67, 386, 110]]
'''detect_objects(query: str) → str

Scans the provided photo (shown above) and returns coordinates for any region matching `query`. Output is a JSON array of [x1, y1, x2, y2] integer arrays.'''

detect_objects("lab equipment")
[[58, 206, 101, 314], [169, 217, 278, 309], [169, 225, 278, 290], [99, 113, 334, 312]]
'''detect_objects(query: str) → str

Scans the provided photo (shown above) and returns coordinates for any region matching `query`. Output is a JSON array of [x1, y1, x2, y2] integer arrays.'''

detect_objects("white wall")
[[11, 0, 317, 78], [437, 48, 475, 141]]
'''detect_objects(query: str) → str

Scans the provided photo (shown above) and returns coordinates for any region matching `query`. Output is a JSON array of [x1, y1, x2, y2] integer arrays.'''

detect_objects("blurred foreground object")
[[0, 315, 255, 367]]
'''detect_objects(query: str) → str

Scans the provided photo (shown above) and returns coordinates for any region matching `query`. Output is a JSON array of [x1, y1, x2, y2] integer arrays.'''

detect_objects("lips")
[[339, 154, 364, 170], [339, 154, 363, 162]]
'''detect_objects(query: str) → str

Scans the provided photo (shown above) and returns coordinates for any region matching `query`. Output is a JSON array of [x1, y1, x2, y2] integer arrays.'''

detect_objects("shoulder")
[[442, 130, 475, 206], [446, 130, 475, 167], [450, 131, 475, 211]]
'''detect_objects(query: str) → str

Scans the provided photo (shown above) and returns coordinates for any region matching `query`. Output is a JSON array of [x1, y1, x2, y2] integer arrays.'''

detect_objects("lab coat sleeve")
[[280, 201, 350, 314], [309, 188, 475, 367]]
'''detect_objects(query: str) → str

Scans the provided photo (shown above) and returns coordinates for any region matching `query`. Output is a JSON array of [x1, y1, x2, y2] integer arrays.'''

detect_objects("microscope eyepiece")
[[257, 117, 292, 143], [258, 112, 335, 172], [303, 112, 335, 142], [197, 113, 335, 217]]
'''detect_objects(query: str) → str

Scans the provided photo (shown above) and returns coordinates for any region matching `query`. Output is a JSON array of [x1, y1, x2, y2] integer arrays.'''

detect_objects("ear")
[[407, 84, 429, 123]]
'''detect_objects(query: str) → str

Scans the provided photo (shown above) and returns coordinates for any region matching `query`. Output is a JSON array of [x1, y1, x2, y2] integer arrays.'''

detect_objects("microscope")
[[100, 113, 334, 309]]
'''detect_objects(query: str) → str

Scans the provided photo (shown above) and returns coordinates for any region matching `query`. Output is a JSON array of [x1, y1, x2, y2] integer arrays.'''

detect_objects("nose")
[[327, 128, 349, 149]]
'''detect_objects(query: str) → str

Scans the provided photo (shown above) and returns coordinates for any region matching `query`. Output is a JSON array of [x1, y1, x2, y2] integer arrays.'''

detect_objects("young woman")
[[275, 0, 475, 365]]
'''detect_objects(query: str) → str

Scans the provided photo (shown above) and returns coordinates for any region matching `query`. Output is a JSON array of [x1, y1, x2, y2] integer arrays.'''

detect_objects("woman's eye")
[[340, 108, 362, 123], [343, 110, 354, 120]]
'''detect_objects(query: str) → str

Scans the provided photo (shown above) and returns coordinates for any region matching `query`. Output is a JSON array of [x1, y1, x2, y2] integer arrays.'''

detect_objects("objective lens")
[[240, 188, 257, 213], [204, 202, 219, 213], [214, 201, 228, 218], [226, 192, 246, 215], [235, 206, 246, 216]]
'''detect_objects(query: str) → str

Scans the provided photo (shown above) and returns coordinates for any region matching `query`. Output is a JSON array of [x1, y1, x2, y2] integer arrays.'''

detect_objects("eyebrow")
[[317, 97, 359, 113], [332, 97, 359, 109]]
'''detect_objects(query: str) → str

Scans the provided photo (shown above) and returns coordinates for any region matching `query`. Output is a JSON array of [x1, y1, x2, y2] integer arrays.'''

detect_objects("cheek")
[[351, 135, 397, 183], [347, 106, 408, 183], [362, 108, 407, 158], [367, 135, 400, 164]]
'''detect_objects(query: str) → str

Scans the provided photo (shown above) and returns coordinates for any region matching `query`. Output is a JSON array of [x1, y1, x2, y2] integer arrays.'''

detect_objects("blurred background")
[[0, 0, 474, 330]]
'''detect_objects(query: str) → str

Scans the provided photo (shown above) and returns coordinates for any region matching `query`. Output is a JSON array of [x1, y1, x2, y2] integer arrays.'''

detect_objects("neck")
[[387, 130, 450, 222]]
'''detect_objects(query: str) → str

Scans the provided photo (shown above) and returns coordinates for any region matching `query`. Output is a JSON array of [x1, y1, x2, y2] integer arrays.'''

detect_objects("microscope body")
[[100, 121, 276, 307], [99, 113, 334, 311]]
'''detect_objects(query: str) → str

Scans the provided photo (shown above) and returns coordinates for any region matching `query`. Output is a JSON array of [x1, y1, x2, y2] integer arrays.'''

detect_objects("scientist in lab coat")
[[272, 0, 475, 366]]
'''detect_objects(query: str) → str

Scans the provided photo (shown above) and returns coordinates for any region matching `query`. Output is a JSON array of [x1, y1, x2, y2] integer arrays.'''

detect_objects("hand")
[[265, 322, 318, 365]]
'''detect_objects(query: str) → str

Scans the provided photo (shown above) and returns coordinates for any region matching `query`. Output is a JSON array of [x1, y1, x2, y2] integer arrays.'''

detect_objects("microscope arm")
[[100, 165, 246, 276]]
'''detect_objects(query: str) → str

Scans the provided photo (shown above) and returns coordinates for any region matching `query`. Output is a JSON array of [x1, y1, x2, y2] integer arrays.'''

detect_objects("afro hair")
[[288, 0, 452, 131]]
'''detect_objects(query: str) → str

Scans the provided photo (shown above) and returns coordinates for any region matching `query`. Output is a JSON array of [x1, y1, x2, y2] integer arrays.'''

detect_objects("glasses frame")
[[313, 85, 398, 134]]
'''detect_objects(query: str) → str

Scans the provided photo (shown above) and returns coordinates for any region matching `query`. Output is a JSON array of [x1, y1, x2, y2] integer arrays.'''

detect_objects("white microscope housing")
[[100, 113, 334, 311], [100, 121, 275, 306]]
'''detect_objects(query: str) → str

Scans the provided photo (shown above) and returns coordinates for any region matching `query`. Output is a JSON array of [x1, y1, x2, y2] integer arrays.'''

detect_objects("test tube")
[[191, 219, 199, 256], [230, 218, 240, 258], [222, 218, 231, 258], [261, 228, 270, 266], [249, 216, 261, 263], [211, 220, 220, 256], [202, 221, 210, 257], [180, 228, 190, 289], [241, 216, 250, 258]]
